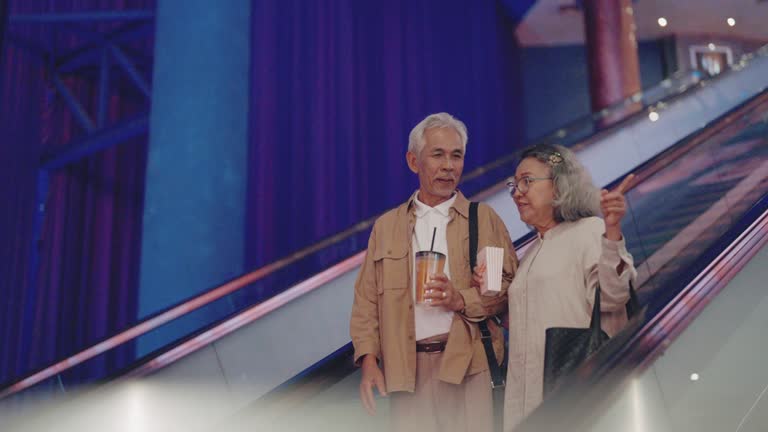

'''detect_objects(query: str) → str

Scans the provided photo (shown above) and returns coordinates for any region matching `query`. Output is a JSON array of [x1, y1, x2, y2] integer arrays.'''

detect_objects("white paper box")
[[477, 246, 504, 296]]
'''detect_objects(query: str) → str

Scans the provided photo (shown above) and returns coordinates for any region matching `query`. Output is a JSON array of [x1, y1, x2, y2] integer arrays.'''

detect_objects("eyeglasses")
[[506, 176, 553, 195]]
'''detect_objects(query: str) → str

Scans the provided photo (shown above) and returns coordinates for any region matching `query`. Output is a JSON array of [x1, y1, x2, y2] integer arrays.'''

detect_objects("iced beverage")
[[415, 251, 446, 304]]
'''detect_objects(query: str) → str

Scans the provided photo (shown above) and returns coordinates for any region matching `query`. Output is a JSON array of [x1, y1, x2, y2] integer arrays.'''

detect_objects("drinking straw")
[[429, 227, 436, 252]]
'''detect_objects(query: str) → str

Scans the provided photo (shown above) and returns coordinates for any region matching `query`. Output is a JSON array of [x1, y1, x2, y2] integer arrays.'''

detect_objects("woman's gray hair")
[[519, 144, 600, 222], [408, 112, 468, 156]]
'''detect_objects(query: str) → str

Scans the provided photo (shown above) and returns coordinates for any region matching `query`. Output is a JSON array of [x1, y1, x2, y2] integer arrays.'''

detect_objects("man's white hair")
[[407, 112, 468, 156]]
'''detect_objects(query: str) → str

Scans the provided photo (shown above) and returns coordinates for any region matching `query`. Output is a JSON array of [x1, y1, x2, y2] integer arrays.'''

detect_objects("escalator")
[[234, 87, 768, 432], [2, 49, 768, 432]]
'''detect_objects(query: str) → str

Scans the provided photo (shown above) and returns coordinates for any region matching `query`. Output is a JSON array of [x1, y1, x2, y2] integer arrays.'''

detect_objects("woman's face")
[[512, 157, 557, 230]]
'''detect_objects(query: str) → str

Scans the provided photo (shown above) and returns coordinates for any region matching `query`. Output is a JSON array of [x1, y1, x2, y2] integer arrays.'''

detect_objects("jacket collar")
[[405, 189, 470, 219], [451, 190, 470, 219]]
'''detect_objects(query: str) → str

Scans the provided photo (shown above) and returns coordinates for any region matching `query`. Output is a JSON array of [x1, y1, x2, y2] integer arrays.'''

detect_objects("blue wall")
[[521, 40, 667, 141], [138, 0, 251, 355]]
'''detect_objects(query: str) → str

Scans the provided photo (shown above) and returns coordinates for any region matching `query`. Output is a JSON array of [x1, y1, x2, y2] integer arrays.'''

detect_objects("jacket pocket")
[[373, 246, 409, 293]]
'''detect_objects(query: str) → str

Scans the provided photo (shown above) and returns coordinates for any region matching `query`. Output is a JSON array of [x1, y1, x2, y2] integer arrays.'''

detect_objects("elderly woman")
[[475, 144, 637, 430]]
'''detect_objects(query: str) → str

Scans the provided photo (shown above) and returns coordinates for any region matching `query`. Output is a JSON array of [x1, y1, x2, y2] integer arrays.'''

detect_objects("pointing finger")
[[614, 174, 636, 195]]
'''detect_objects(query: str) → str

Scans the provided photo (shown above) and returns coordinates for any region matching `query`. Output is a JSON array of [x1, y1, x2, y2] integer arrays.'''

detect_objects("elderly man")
[[350, 112, 517, 432]]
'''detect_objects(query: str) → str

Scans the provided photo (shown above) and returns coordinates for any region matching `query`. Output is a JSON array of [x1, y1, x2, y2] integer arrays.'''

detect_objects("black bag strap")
[[590, 285, 602, 332], [470, 202, 479, 270], [469, 202, 505, 388], [591, 278, 640, 335], [626, 280, 640, 319]]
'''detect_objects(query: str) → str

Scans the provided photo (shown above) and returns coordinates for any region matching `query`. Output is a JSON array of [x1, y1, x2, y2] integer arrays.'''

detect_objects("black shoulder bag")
[[543, 281, 640, 396]]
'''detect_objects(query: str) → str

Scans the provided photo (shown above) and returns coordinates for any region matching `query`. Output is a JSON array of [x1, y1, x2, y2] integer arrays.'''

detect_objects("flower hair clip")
[[548, 151, 563, 165]]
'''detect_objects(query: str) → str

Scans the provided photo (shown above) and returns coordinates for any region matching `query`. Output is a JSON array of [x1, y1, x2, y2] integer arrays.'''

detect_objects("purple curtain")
[[0, 0, 153, 386], [2, 0, 527, 387], [247, 0, 526, 281], [0, 5, 44, 387]]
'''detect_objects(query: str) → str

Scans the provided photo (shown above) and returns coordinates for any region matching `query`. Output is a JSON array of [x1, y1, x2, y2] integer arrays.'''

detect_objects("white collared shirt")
[[411, 191, 456, 341]]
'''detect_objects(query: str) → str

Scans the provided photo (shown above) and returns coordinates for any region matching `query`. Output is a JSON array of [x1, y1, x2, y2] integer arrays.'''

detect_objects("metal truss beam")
[[51, 73, 96, 133], [9, 8, 155, 328], [59, 23, 152, 99], [109, 44, 151, 98], [42, 113, 149, 171], [9, 10, 154, 24], [56, 22, 153, 74], [7, 16, 152, 133]]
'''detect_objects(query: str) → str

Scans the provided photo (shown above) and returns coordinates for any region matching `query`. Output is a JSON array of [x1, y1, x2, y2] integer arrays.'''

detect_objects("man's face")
[[406, 127, 465, 207]]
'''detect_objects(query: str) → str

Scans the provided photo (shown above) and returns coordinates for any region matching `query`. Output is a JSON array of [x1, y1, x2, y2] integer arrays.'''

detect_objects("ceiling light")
[[649, 112, 659, 122], [657, 17, 668, 27], [727, 17, 736, 27], [708, 43, 716, 51], [690, 373, 700, 381]]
